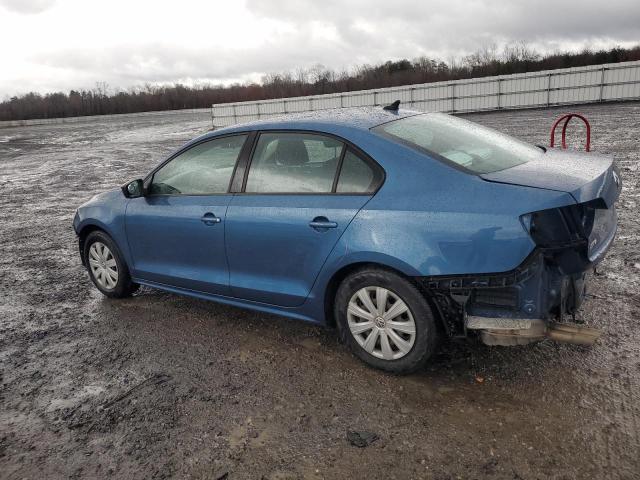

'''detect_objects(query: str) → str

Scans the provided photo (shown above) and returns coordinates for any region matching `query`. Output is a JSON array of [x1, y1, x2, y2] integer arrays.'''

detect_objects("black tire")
[[334, 268, 439, 374], [83, 230, 139, 298]]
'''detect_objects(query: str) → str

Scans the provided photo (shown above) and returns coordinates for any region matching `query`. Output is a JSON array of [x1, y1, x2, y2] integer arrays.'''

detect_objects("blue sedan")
[[73, 103, 621, 373]]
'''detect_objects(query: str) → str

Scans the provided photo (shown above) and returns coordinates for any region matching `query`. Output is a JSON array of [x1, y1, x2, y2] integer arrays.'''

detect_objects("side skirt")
[[131, 278, 322, 325]]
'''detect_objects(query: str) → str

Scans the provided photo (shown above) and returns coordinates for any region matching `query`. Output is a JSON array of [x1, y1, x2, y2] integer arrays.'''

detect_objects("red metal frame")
[[550, 113, 591, 152]]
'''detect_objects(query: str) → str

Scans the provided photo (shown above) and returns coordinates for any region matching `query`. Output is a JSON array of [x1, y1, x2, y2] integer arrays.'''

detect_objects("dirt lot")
[[1, 103, 639, 480]]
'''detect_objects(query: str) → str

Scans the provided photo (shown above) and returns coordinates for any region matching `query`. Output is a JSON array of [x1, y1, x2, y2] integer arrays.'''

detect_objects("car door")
[[125, 134, 249, 295], [225, 131, 384, 307]]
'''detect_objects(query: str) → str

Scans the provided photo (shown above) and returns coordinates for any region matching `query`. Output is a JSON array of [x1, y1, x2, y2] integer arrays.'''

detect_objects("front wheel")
[[84, 230, 138, 298], [334, 268, 439, 374]]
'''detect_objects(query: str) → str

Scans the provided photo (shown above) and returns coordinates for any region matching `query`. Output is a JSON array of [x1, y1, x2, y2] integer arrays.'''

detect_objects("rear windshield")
[[373, 113, 542, 174]]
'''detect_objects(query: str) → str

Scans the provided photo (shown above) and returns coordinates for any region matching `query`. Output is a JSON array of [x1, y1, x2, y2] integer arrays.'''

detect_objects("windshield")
[[373, 113, 542, 174]]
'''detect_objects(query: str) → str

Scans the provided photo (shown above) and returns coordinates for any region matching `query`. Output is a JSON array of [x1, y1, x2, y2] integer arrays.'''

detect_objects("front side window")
[[245, 133, 343, 193], [373, 113, 542, 174], [150, 135, 247, 195]]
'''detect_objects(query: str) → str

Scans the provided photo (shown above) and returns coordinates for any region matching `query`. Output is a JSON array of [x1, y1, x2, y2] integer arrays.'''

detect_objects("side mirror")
[[122, 179, 145, 198]]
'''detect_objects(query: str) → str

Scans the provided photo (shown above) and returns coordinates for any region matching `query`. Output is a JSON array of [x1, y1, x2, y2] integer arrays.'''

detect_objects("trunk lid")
[[480, 149, 621, 207]]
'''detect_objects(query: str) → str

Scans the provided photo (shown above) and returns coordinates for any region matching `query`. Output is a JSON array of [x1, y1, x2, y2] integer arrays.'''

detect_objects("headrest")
[[274, 138, 309, 166]]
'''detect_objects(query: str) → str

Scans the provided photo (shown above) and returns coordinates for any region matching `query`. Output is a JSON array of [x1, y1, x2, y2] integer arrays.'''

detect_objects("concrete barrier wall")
[[3, 61, 639, 130], [210, 60, 640, 127], [0, 107, 211, 129]]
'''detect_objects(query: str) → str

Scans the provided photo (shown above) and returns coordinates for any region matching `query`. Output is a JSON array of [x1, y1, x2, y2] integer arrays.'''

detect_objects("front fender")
[[73, 189, 132, 266]]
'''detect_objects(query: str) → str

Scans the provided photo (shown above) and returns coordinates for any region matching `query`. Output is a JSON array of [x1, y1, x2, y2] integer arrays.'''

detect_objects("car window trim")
[[330, 145, 348, 193], [229, 131, 257, 193], [237, 129, 385, 196], [144, 132, 251, 197]]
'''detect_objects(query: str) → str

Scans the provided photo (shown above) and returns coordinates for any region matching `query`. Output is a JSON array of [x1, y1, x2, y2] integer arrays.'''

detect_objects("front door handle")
[[309, 216, 338, 230], [201, 212, 221, 225]]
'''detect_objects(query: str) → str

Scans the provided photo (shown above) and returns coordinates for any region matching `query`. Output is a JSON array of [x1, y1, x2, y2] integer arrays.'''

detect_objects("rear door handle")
[[309, 216, 338, 230], [201, 212, 221, 225]]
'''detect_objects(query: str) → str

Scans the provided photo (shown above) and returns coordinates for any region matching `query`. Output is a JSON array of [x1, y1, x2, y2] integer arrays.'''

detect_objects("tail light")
[[520, 199, 613, 272]]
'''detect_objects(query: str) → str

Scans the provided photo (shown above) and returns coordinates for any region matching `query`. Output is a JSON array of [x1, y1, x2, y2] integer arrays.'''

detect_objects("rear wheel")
[[84, 230, 138, 298], [335, 268, 438, 374]]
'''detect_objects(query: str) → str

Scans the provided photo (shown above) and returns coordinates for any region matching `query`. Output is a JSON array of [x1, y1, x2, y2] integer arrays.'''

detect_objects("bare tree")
[[1, 44, 638, 121]]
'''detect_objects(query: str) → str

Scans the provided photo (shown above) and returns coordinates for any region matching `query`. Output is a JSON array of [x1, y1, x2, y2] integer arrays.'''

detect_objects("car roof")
[[208, 106, 422, 137]]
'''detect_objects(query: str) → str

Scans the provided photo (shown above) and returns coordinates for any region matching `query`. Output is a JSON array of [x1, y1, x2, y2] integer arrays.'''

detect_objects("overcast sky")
[[1, 0, 639, 98]]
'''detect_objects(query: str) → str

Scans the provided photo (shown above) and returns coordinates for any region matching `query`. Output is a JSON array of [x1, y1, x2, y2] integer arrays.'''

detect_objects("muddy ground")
[[1, 103, 639, 479]]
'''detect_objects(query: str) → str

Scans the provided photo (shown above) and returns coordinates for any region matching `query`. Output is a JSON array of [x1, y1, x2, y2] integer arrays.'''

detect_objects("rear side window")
[[245, 133, 343, 193], [150, 135, 247, 195], [337, 149, 383, 193], [373, 113, 542, 174]]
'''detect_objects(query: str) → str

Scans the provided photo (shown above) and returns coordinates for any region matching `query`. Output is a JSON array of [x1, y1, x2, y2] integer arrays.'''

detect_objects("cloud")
[[29, 39, 353, 90], [0, 0, 56, 14], [1, 0, 639, 97], [246, 0, 640, 53]]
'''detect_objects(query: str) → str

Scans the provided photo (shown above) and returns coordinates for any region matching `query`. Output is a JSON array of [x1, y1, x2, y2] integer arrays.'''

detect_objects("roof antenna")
[[383, 100, 400, 111]]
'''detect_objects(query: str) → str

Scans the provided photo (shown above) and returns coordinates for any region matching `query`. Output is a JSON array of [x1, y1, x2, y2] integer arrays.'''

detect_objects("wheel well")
[[77, 225, 104, 264], [323, 262, 443, 329]]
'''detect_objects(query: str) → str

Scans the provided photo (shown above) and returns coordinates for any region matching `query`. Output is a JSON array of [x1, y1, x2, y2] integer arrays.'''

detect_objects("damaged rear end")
[[423, 150, 622, 346]]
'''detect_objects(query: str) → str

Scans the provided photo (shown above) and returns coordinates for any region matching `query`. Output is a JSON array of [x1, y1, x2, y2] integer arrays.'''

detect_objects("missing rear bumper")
[[466, 316, 601, 346], [415, 247, 601, 338]]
